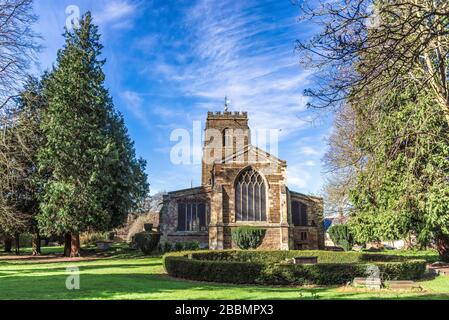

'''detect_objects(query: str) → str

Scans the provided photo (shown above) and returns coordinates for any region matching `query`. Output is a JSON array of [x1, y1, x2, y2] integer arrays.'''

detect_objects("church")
[[160, 109, 325, 250]]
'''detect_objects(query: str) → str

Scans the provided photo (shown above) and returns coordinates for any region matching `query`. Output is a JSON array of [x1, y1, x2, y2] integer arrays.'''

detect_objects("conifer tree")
[[38, 13, 148, 257], [349, 84, 449, 260]]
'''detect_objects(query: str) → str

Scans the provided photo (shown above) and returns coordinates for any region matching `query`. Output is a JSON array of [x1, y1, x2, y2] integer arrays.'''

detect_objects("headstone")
[[352, 277, 381, 290], [96, 241, 112, 250], [365, 265, 381, 289], [294, 257, 318, 265], [388, 281, 422, 291], [353, 265, 382, 290]]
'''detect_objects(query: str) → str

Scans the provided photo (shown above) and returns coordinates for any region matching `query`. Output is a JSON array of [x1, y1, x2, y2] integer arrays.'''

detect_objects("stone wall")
[[209, 149, 290, 250], [202, 112, 250, 186], [160, 187, 211, 248], [288, 191, 325, 250]]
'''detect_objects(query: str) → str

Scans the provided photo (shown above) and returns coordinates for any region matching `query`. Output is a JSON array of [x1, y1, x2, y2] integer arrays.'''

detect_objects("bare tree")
[[322, 103, 366, 216], [0, 0, 39, 248], [296, 0, 449, 124], [0, 0, 39, 112]]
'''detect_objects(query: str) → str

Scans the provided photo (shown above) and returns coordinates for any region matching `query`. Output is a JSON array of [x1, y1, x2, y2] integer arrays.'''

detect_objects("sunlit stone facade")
[[160, 111, 324, 250]]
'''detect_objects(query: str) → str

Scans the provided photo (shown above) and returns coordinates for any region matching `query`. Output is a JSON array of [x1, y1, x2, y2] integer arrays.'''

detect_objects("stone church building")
[[160, 110, 325, 250]]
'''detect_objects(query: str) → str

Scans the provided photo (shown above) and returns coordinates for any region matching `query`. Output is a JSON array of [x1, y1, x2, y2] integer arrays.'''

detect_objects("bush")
[[18, 233, 33, 247], [80, 231, 110, 246], [231, 227, 267, 250], [132, 231, 161, 255], [183, 241, 201, 251], [328, 224, 354, 251], [174, 242, 184, 251], [163, 242, 173, 253], [163, 250, 426, 285]]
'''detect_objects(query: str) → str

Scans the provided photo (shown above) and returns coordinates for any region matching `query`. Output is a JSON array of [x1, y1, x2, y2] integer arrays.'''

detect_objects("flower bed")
[[163, 250, 426, 285]]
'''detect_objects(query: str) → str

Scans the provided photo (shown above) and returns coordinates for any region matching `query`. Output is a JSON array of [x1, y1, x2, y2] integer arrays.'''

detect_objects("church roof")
[[216, 144, 286, 165]]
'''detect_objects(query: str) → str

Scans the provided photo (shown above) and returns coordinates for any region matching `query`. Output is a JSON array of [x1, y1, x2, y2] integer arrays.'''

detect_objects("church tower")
[[202, 110, 250, 186]]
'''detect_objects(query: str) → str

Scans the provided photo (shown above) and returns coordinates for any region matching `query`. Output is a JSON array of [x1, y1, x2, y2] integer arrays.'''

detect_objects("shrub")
[[231, 227, 267, 250], [80, 231, 109, 245], [163, 242, 173, 253], [328, 224, 354, 251], [183, 241, 201, 251], [163, 250, 426, 285], [132, 231, 161, 255], [174, 242, 184, 251], [18, 233, 33, 247]]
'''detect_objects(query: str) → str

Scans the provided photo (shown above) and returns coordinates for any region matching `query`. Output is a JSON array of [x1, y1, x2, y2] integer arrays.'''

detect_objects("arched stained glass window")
[[235, 168, 267, 221]]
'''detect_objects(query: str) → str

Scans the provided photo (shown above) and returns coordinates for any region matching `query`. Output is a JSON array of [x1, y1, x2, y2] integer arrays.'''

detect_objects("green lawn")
[[0, 247, 449, 300]]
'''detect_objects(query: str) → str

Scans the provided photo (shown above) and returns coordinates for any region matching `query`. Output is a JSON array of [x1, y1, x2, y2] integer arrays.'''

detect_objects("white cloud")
[[94, 0, 137, 27], [287, 164, 311, 190], [300, 146, 321, 157], [152, 106, 179, 119], [139, 0, 312, 136], [121, 90, 149, 126]]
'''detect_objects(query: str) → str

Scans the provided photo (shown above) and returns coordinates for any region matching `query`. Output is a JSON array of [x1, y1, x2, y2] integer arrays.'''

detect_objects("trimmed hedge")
[[163, 250, 426, 285], [187, 250, 409, 264], [164, 257, 263, 284]]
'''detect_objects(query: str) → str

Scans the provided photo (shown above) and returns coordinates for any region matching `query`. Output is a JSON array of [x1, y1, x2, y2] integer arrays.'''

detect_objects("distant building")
[[159, 110, 325, 250]]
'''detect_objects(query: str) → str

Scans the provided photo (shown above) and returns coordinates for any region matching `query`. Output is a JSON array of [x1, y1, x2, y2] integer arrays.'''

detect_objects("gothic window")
[[235, 168, 267, 222], [177, 202, 207, 232], [292, 201, 308, 226]]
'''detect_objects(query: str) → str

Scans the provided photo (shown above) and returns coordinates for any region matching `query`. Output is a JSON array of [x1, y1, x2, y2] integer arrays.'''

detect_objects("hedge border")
[[163, 250, 427, 285]]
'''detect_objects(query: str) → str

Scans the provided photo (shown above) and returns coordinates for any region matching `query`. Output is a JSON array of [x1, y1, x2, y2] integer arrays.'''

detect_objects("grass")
[[0, 246, 448, 300]]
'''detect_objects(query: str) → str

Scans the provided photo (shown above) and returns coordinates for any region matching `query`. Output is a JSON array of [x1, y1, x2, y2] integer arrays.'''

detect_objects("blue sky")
[[33, 0, 332, 195]]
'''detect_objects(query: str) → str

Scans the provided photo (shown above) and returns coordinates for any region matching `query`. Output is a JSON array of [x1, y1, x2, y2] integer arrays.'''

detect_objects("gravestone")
[[96, 241, 113, 250], [388, 281, 422, 291], [294, 257, 318, 265]]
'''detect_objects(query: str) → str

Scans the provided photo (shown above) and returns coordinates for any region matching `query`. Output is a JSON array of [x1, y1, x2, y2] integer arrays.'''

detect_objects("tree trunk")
[[70, 233, 80, 258], [436, 233, 449, 262], [64, 233, 72, 257], [14, 233, 20, 256], [404, 234, 413, 250], [4, 237, 12, 253], [32, 232, 41, 256]]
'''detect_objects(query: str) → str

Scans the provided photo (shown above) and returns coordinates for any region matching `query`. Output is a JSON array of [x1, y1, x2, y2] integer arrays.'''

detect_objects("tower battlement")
[[207, 111, 248, 119]]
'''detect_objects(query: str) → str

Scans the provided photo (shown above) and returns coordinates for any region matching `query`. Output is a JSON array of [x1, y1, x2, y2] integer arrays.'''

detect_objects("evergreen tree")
[[38, 13, 148, 257], [349, 83, 449, 260]]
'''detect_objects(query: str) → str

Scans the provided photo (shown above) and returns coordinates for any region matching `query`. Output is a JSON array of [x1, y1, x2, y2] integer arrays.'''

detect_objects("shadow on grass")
[[0, 271, 300, 300], [0, 262, 163, 277], [1, 271, 448, 300]]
